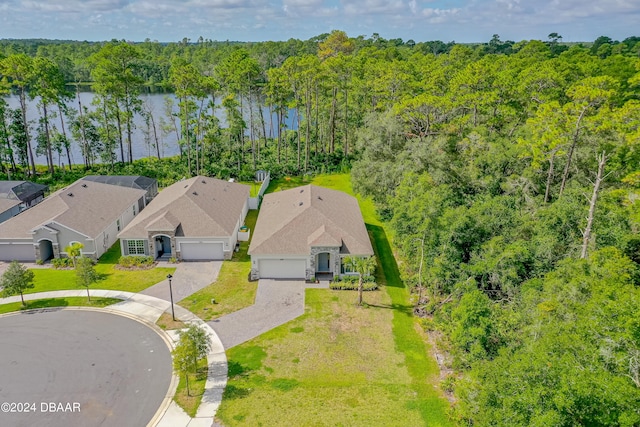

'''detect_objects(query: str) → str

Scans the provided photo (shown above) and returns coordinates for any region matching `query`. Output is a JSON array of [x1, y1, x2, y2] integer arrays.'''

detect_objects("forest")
[[1, 32, 640, 425]]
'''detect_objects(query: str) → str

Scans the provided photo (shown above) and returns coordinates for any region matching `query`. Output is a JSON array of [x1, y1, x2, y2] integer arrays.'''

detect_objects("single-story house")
[[0, 181, 48, 223], [0, 179, 147, 262], [82, 175, 158, 205], [249, 185, 374, 280], [118, 176, 250, 261]]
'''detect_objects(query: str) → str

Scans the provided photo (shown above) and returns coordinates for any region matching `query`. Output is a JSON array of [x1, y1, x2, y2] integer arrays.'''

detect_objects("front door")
[[317, 252, 330, 273]]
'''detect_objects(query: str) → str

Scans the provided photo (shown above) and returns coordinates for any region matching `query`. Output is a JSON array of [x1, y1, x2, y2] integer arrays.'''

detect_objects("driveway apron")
[[140, 261, 222, 302], [209, 279, 328, 349]]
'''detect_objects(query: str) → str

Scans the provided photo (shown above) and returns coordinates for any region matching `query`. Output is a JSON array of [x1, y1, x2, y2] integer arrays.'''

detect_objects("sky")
[[0, 0, 638, 44]]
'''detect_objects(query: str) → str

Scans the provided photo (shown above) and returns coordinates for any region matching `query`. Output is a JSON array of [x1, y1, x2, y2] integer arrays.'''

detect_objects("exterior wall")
[[149, 231, 176, 259], [308, 246, 341, 279], [250, 254, 309, 280], [230, 198, 250, 256], [121, 238, 150, 256]]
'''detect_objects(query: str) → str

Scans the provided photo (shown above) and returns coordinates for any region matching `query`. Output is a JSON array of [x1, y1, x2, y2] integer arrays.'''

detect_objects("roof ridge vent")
[[192, 191, 198, 196], [299, 201, 303, 206]]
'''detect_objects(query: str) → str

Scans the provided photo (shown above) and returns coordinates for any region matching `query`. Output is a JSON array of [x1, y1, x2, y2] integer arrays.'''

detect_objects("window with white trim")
[[127, 239, 146, 255]]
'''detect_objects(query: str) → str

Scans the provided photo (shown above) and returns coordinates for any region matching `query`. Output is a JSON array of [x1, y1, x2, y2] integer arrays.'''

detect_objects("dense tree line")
[[347, 35, 640, 425], [1, 32, 640, 423]]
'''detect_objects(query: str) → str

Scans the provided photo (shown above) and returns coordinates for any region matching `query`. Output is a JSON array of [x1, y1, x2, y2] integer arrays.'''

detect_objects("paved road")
[[140, 261, 222, 303], [209, 279, 328, 349], [0, 310, 172, 427]]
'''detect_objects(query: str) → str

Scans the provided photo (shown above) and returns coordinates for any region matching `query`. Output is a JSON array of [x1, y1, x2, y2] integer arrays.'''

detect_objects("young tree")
[[172, 324, 212, 396], [0, 261, 35, 306], [344, 256, 377, 306], [76, 256, 98, 301]]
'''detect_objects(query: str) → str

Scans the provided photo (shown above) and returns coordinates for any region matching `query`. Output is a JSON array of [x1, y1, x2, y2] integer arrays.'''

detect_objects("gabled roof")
[[82, 175, 157, 192], [118, 176, 250, 239], [0, 180, 48, 203], [249, 185, 374, 256], [0, 179, 146, 239]]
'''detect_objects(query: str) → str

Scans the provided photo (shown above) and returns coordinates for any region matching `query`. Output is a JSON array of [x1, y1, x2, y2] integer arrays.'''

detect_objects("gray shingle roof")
[[249, 185, 373, 256], [0, 180, 146, 239], [118, 176, 250, 239]]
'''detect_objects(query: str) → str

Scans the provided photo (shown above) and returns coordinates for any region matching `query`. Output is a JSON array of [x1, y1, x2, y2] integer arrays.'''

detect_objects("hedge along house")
[[0, 179, 146, 262], [117, 176, 250, 261], [0, 181, 48, 223], [249, 185, 374, 280]]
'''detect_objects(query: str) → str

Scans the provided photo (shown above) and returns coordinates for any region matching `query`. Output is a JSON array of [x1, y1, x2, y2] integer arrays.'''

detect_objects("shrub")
[[329, 279, 378, 291], [51, 257, 73, 269], [118, 255, 155, 269]]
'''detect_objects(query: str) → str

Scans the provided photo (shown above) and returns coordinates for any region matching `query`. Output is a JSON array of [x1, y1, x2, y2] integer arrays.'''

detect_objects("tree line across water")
[[2, 31, 640, 425]]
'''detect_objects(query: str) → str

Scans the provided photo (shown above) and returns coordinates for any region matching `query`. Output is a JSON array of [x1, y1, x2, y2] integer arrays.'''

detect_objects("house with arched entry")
[[0, 179, 147, 262], [118, 176, 250, 261], [249, 185, 373, 280]]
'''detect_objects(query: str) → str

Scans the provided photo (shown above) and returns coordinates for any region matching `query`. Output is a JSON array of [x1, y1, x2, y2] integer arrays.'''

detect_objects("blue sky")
[[0, 0, 638, 43]]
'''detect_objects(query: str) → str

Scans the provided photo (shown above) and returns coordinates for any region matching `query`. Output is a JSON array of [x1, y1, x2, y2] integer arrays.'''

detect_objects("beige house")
[[0, 179, 146, 262], [118, 176, 250, 261], [249, 185, 374, 280]]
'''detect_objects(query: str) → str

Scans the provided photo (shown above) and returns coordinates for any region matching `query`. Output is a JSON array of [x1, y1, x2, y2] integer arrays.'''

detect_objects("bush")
[[51, 257, 73, 269], [118, 255, 155, 269], [329, 279, 378, 291]]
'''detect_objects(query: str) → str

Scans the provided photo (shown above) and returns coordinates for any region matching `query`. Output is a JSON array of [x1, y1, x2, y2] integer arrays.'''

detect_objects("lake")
[[3, 91, 296, 166]]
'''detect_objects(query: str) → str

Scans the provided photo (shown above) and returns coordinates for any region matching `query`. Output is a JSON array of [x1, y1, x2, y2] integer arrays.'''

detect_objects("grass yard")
[[179, 210, 259, 321], [0, 297, 121, 315], [27, 242, 175, 294], [174, 358, 208, 417], [217, 173, 454, 426]]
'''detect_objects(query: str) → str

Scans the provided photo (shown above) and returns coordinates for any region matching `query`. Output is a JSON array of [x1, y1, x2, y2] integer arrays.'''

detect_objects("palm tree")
[[65, 242, 84, 268], [344, 256, 377, 306]]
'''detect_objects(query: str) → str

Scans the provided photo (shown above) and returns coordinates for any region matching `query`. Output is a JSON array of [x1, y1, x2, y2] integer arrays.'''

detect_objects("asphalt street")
[[0, 309, 172, 427]]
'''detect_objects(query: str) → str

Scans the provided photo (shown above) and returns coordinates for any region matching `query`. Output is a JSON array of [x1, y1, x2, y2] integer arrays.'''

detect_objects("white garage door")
[[259, 259, 306, 279], [180, 242, 224, 261], [0, 243, 34, 262]]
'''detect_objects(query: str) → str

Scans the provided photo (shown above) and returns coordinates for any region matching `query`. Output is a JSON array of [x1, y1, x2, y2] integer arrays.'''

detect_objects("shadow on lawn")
[[366, 224, 404, 289]]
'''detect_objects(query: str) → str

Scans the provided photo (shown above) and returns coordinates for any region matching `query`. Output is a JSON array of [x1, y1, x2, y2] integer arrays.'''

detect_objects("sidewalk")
[[0, 290, 226, 427]]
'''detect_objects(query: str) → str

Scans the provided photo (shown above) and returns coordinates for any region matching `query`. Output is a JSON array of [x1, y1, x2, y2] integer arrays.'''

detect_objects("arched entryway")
[[153, 235, 172, 259], [316, 252, 331, 274], [38, 239, 54, 262]]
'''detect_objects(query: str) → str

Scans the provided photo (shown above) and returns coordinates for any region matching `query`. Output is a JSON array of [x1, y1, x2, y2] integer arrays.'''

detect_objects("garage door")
[[180, 242, 224, 261], [0, 243, 34, 262], [259, 259, 306, 279]]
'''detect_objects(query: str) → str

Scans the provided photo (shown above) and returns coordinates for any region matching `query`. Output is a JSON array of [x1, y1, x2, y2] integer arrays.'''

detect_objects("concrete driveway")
[[140, 261, 222, 303], [209, 279, 328, 349]]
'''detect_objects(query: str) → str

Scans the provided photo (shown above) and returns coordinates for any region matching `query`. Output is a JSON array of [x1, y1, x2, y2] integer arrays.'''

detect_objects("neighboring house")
[[0, 181, 48, 223], [0, 179, 147, 262], [82, 175, 158, 205], [118, 176, 250, 261], [249, 185, 374, 280]]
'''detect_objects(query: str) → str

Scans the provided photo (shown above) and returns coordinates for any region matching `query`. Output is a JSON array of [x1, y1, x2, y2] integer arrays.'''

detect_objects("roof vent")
[[299, 202, 303, 206], [184, 185, 188, 188], [318, 196, 323, 201], [81, 184, 87, 188], [192, 191, 198, 196], [67, 193, 73, 197], [202, 180, 206, 184], [300, 189, 304, 193]]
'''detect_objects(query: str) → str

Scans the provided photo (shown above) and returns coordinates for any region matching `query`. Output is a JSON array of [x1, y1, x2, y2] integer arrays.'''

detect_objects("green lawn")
[[216, 173, 454, 426], [27, 242, 176, 294], [0, 297, 121, 315], [174, 358, 208, 417], [179, 210, 259, 321]]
